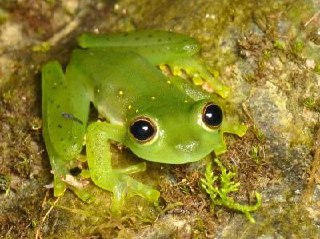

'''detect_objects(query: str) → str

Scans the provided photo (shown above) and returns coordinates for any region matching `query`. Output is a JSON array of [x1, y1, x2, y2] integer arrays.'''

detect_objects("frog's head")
[[124, 100, 240, 164]]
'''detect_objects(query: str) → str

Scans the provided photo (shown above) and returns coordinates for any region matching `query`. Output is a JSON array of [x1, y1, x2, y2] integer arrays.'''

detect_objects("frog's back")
[[68, 48, 191, 124]]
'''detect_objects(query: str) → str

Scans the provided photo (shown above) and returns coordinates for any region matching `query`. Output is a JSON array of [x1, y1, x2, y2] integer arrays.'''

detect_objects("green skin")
[[42, 30, 247, 214]]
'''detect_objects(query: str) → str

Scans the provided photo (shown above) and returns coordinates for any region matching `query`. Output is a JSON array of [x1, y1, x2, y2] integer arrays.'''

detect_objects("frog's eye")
[[202, 103, 223, 129], [130, 117, 157, 143]]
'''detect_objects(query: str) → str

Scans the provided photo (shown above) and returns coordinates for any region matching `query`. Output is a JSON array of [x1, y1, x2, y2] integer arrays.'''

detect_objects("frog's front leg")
[[86, 122, 160, 214]]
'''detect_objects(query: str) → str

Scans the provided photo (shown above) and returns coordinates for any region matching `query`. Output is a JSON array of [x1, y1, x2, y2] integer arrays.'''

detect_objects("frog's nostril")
[[175, 141, 199, 153]]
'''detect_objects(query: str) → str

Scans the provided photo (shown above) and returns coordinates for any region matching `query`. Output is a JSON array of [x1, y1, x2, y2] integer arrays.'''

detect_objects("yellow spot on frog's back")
[[167, 80, 171, 84], [159, 65, 166, 71], [192, 74, 203, 85], [202, 82, 214, 93], [135, 109, 139, 113], [151, 96, 155, 100], [173, 66, 182, 76], [118, 90, 124, 95], [184, 100, 188, 103], [128, 105, 132, 110], [159, 64, 171, 76]]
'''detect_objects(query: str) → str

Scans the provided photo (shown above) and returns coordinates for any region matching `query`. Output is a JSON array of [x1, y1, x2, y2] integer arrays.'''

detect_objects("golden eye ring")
[[129, 117, 157, 143]]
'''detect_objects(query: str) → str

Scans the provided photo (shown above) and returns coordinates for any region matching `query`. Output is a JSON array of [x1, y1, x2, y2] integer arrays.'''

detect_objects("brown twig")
[[304, 10, 320, 27], [35, 194, 60, 239]]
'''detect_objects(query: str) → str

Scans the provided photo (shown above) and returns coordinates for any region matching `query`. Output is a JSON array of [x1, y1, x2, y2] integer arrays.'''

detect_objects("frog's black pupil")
[[202, 104, 223, 128], [130, 119, 155, 141]]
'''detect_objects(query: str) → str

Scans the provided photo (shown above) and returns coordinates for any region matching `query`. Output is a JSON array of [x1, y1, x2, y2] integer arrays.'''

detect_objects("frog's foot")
[[210, 117, 247, 156], [109, 174, 160, 215], [222, 119, 248, 137], [162, 57, 230, 98], [51, 170, 95, 203], [90, 163, 160, 215], [211, 116, 248, 156], [63, 174, 95, 203], [51, 158, 94, 203]]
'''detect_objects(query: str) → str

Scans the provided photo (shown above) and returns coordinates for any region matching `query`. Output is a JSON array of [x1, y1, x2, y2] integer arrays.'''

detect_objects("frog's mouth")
[[148, 151, 212, 164], [134, 142, 215, 165]]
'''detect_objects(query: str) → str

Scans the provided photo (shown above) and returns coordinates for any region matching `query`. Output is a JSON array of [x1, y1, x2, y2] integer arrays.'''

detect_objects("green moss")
[[292, 39, 305, 55], [250, 145, 261, 164], [253, 125, 266, 142], [193, 217, 207, 237], [0, 8, 9, 24], [0, 174, 11, 195], [304, 97, 316, 109], [303, 97, 320, 112], [263, 50, 271, 60], [274, 40, 286, 50], [201, 158, 262, 223], [315, 63, 320, 75], [32, 42, 51, 52], [45, 0, 55, 4]]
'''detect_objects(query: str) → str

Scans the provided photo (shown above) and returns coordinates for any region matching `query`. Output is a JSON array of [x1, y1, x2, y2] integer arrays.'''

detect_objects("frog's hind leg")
[[42, 61, 90, 198], [163, 57, 230, 98], [86, 122, 160, 215]]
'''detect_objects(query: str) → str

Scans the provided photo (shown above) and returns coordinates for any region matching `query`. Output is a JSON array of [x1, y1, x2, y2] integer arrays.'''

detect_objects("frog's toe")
[[109, 175, 160, 215], [71, 186, 95, 203], [143, 188, 160, 204], [53, 175, 67, 197], [110, 183, 127, 215], [212, 141, 227, 156], [222, 120, 248, 137], [234, 124, 248, 137]]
